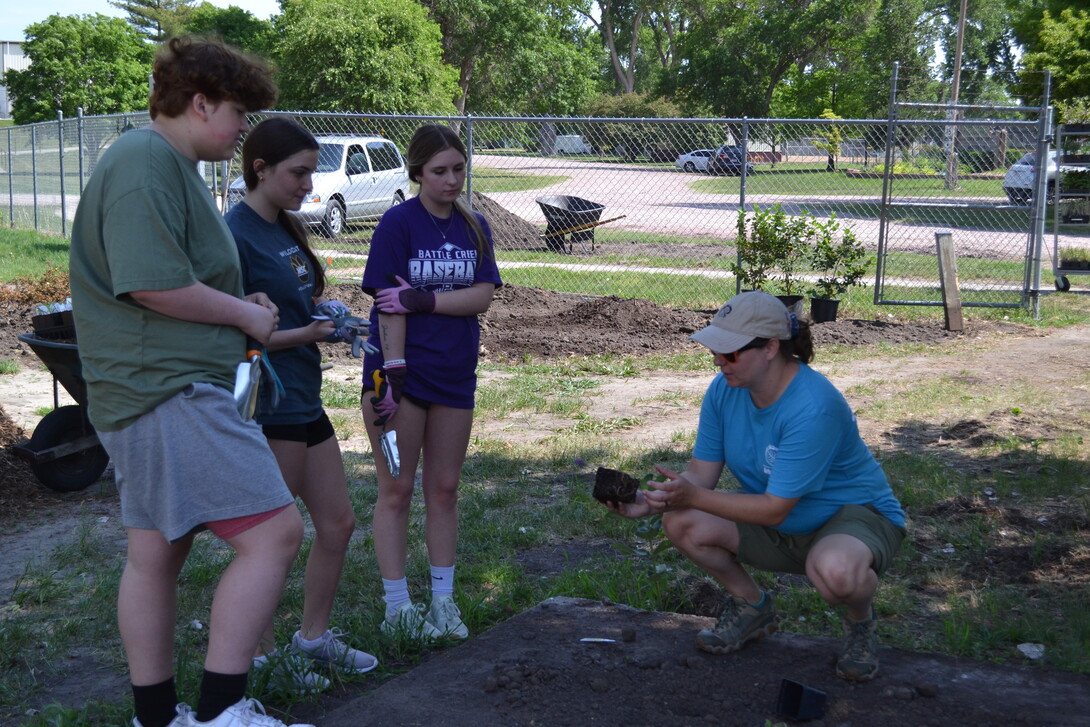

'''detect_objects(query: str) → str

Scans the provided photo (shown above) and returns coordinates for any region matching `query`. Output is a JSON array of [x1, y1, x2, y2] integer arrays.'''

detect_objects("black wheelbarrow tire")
[[29, 405, 109, 492]]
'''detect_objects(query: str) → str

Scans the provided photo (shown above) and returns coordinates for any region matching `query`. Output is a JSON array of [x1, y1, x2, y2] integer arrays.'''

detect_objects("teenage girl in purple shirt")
[[361, 124, 503, 641]]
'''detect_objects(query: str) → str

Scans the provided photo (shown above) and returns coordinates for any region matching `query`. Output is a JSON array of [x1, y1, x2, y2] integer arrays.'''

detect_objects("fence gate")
[[875, 69, 1052, 312]]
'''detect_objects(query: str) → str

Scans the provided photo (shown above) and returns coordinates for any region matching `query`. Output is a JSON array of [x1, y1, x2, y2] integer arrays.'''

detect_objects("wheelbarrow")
[[12, 332, 109, 492], [536, 195, 625, 253]]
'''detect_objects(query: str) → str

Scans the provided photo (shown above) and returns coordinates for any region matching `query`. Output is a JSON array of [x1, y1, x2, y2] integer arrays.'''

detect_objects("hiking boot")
[[380, 602, 442, 641], [191, 698, 315, 726], [133, 703, 193, 727], [426, 595, 469, 639], [696, 593, 779, 654], [837, 610, 879, 682], [292, 628, 379, 674], [250, 648, 331, 695]]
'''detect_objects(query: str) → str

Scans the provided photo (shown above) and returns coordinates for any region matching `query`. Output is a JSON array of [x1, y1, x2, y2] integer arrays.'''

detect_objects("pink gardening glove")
[[375, 275, 436, 314], [370, 364, 406, 425]]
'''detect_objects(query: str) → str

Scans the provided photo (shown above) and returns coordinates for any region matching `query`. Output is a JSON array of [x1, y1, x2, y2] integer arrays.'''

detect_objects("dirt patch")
[[308, 597, 1090, 727]]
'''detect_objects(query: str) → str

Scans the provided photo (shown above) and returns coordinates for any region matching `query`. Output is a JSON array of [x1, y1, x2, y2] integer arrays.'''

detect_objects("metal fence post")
[[6, 127, 12, 228], [31, 124, 38, 232], [78, 107, 86, 196], [57, 110, 67, 238], [1026, 71, 1052, 318], [465, 113, 474, 211], [875, 61, 900, 303]]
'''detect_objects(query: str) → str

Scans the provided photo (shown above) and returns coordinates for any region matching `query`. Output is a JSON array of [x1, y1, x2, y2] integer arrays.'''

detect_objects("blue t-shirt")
[[361, 197, 503, 408], [226, 202, 323, 425], [692, 363, 905, 534]]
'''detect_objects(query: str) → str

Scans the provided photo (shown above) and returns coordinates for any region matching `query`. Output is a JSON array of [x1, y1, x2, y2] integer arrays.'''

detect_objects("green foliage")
[[183, 3, 276, 55], [424, 0, 599, 116], [584, 92, 683, 161], [731, 203, 811, 295], [110, 0, 195, 42], [813, 109, 844, 170], [3, 14, 155, 125], [807, 215, 870, 299], [666, 0, 878, 117], [1018, 6, 1090, 106], [273, 0, 460, 114]]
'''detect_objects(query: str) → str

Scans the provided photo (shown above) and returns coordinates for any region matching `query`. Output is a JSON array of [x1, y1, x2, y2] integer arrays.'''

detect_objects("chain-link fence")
[[4, 105, 1063, 315]]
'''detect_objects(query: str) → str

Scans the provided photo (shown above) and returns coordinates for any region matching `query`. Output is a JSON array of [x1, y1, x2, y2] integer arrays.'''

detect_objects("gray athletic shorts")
[[98, 383, 294, 543], [736, 504, 906, 576]]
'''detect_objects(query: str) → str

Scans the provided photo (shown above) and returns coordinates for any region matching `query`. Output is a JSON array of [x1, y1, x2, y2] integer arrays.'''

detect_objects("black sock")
[[195, 669, 247, 723], [132, 677, 178, 727]]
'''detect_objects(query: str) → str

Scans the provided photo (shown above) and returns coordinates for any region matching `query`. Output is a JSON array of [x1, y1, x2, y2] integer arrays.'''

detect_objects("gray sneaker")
[[696, 593, 779, 654], [426, 595, 469, 639], [837, 610, 879, 681], [292, 628, 379, 674], [250, 648, 331, 695], [380, 602, 442, 641]]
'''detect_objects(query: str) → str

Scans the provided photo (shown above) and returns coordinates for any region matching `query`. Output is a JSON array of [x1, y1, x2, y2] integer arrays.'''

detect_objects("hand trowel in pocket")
[[234, 349, 263, 420], [234, 348, 283, 420], [370, 368, 401, 477]]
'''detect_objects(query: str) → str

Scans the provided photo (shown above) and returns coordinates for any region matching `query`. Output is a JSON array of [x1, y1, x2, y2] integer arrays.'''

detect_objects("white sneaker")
[[380, 601, 442, 641], [133, 703, 193, 727], [250, 648, 331, 695], [426, 595, 470, 639], [292, 627, 379, 674], [191, 698, 315, 727]]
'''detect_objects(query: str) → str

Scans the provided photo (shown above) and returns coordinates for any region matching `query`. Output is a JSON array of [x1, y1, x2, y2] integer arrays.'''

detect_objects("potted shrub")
[[1059, 198, 1090, 224], [806, 215, 870, 323], [1059, 246, 1090, 270], [731, 203, 810, 308]]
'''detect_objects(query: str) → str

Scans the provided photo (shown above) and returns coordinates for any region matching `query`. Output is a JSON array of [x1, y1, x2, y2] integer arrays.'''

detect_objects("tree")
[[3, 14, 154, 125], [273, 0, 460, 114], [109, 0, 196, 42], [420, 0, 598, 115], [183, 3, 275, 56], [665, 0, 879, 118], [1018, 7, 1090, 109], [572, 0, 649, 94], [584, 92, 681, 160]]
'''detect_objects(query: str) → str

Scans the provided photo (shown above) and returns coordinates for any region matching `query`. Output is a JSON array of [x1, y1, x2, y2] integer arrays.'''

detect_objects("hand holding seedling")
[[642, 464, 696, 511]]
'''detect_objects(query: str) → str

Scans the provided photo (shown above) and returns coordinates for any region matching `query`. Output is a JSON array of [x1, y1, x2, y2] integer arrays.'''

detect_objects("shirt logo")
[[290, 253, 310, 283], [763, 444, 778, 474]]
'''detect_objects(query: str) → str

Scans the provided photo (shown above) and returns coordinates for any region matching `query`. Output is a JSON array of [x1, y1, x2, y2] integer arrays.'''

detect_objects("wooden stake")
[[935, 231, 964, 331]]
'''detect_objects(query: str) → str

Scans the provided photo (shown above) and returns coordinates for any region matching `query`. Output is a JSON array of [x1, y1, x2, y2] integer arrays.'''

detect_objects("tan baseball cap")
[[690, 291, 792, 353]]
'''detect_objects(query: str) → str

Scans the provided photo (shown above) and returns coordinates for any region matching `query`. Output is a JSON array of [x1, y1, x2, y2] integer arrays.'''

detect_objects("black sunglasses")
[[718, 338, 768, 363]]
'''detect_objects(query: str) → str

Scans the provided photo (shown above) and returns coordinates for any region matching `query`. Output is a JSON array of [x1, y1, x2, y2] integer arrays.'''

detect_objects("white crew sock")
[[382, 577, 411, 617], [430, 564, 455, 598]]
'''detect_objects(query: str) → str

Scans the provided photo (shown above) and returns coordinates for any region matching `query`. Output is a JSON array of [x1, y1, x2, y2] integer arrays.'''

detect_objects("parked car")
[[707, 145, 755, 176], [555, 134, 593, 154], [675, 149, 715, 173], [1001, 149, 1080, 205], [227, 134, 410, 237]]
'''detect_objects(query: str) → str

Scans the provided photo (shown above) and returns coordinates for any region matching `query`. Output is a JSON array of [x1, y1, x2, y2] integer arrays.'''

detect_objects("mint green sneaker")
[[696, 593, 779, 654], [837, 610, 879, 682]]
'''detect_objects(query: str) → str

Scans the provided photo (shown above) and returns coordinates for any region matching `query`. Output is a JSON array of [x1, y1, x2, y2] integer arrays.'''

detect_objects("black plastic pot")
[[810, 297, 840, 323], [776, 679, 827, 721]]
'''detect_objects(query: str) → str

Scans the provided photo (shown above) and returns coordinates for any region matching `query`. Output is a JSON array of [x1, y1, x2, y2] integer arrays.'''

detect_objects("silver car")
[[675, 149, 714, 173], [228, 135, 411, 237], [1001, 149, 1080, 205]]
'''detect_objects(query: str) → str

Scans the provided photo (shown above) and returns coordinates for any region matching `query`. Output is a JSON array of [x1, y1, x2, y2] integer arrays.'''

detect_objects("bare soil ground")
[[2, 282, 1089, 726]]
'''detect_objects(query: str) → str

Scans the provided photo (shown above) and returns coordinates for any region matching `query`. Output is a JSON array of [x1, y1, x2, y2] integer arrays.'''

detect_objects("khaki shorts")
[[736, 504, 906, 576]]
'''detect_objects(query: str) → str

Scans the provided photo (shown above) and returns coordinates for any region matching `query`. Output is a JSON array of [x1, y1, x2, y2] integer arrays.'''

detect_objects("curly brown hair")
[[149, 36, 277, 120]]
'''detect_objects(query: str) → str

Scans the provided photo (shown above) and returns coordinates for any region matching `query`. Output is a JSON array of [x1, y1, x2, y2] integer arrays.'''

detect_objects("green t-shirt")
[[70, 129, 246, 432]]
